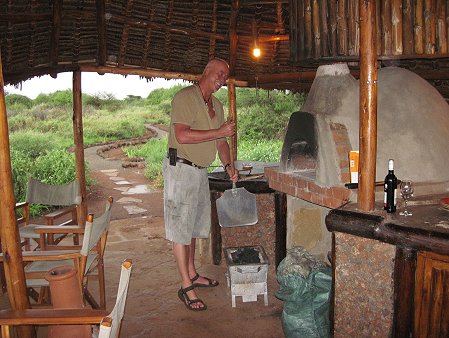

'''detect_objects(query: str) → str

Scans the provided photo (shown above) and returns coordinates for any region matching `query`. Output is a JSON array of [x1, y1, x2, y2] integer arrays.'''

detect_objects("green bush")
[[8, 114, 36, 132], [238, 139, 283, 162], [123, 137, 168, 187], [10, 149, 33, 201], [10, 131, 58, 159], [5, 94, 33, 111], [209, 138, 282, 170], [236, 90, 305, 141], [146, 84, 188, 118], [29, 149, 80, 184], [83, 92, 124, 112], [34, 90, 73, 107], [147, 84, 186, 104], [10, 148, 88, 218], [83, 112, 146, 143]]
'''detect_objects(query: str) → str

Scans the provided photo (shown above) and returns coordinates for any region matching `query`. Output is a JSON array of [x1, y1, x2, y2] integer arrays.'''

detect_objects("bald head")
[[199, 58, 230, 95], [203, 58, 229, 74]]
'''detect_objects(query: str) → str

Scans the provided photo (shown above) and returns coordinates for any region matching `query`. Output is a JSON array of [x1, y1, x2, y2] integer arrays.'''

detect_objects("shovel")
[[216, 129, 258, 227]]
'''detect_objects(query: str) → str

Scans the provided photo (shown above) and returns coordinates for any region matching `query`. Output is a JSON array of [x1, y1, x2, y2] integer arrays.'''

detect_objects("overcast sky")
[[5, 72, 184, 100]]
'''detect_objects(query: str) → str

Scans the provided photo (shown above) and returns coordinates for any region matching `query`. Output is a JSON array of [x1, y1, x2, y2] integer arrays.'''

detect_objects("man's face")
[[207, 62, 229, 93]]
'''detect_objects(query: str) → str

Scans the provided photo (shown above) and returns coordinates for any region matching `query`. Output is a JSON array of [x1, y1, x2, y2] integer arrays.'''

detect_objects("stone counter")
[[325, 197, 449, 337]]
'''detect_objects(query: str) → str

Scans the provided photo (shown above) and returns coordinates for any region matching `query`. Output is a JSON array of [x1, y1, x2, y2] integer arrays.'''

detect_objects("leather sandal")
[[190, 273, 219, 288], [178, 285, 207, 311]]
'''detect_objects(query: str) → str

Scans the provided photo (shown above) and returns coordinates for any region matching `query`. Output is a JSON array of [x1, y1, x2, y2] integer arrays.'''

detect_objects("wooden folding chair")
[[16, 197, 113, 309], [0, 259, 132, 338], [15, 177, 81, 251]]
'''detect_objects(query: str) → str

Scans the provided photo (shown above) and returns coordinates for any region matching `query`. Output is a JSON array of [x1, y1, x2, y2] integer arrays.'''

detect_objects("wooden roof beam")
[[49, 0, 63, 78], [228, 0, 240, 75], [208, 0, 218, 59], [187, 0, 200, 73], [79, 65, 248, 86], [271, 0, 286, 63], [142, 1, 156, 68], [163, 0, 175, 70], [244, 71, 317, 85], [96, 0, 107, 67], [118, 0, 134, 67], [109, 12, 226, 41]]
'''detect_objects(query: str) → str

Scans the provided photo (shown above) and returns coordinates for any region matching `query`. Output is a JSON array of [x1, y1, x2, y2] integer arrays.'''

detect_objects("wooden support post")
[[358, 0, 378, 211], [72, 71, 87, 225], [227, 80, 237, 161], [0, 51, 34, 338], [228, 0, 239, 76], [228, 0, 239, 162]]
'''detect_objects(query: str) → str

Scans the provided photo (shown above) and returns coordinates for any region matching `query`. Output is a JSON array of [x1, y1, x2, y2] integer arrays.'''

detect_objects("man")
[[163, 58, 238, 311]]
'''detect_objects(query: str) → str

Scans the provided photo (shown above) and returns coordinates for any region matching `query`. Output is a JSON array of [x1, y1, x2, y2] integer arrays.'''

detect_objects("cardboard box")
[[349, 151, 359, 183]]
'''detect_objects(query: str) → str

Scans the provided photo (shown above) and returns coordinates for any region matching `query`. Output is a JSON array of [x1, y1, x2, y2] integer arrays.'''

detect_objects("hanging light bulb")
[[252, 45, 261, 58]]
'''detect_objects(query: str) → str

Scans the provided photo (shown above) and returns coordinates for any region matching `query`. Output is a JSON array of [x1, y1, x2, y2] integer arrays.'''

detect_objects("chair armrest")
[[15, 202, 30, 226], [22, 250, 81, 261], [44, 205, 77, 225], [0, 250, 80, 262], [0, 308, 109, 326], [33, 226, 85, 235], [14, 202, 28, 210], [33, 225, 84, 251]]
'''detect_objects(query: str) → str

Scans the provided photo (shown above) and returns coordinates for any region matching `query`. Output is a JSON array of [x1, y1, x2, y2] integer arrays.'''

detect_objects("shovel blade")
[[216, 187, 258, 227]]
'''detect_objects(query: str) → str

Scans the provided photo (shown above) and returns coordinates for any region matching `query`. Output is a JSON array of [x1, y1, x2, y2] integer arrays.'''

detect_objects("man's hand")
[[218, 121, 236, 138], [226, 166, 239, 183]]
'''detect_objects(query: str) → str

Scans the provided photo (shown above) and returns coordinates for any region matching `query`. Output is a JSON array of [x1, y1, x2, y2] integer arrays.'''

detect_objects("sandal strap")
[[181, 284, 195, 293], [190, 273, 200, 283], [188, 298, 204, 306]]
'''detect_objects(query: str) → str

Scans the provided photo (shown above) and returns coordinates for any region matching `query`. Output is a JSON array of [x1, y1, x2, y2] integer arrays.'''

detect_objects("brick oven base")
[[209, 192, 286, 274]]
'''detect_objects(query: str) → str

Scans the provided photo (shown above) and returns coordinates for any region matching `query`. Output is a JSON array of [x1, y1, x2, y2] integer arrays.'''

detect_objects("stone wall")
[[333, 232, 395, 337], [220, 193, 277, 272]]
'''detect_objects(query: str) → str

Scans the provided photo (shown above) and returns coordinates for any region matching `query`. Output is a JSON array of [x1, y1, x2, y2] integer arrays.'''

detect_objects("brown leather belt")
[[168, 155, 206, 169]]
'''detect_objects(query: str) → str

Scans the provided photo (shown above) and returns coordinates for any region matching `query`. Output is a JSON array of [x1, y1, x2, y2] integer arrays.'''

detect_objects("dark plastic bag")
[[276, 247, 332, 338]]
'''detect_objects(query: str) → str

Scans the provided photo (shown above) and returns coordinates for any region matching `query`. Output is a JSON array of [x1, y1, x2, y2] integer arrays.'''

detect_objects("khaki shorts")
[[163, 158, 211, 245]]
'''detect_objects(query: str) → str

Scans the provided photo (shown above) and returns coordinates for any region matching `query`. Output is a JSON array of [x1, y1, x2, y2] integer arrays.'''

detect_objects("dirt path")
[[84, 125, 285, 338]]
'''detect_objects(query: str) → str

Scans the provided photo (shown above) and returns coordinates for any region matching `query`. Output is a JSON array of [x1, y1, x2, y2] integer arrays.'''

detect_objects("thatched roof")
[[2, 0, 449, 97]]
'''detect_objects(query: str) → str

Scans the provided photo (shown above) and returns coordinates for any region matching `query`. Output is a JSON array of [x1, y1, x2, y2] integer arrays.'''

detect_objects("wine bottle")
[[384, 159, 397, 213]]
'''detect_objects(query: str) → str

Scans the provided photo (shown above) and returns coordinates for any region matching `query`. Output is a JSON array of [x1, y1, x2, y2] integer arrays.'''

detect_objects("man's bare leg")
[[188, 238, 198, 278], [173, 241, 205, 309], [188, 238, 218, 286]]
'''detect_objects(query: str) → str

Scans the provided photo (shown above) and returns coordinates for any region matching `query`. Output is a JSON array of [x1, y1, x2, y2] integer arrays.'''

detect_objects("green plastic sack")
[[276, 247, 332, 338]]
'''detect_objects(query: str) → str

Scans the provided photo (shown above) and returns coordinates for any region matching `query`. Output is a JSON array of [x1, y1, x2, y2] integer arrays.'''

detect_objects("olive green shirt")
[[168, 85, 226, 167]]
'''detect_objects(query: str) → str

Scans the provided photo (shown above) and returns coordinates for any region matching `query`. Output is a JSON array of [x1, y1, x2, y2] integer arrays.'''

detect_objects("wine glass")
[[399, 180, 414, 216]]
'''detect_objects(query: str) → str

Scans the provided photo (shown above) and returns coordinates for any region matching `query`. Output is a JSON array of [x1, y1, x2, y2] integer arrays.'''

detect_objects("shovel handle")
[[229, 139, 237, 190], [228, 118, 237, 179], [229, 136, 235, 173]]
